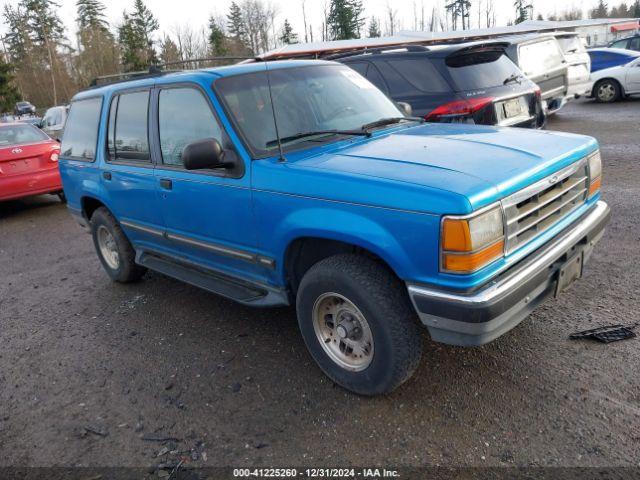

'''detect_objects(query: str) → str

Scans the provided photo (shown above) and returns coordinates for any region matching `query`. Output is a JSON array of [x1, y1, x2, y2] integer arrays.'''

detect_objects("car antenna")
[[264, 61, 286, 163]]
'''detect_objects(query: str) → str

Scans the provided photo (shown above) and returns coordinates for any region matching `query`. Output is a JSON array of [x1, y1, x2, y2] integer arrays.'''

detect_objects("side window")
[[379, 59, 450, 95], [108, 90, 150, 162], [158, 87, 223, 167], [611, 39, 628, 49], [346, 62, 369, 77], [366, 63, 389, 94], [630, 38, 640, 51], [60, 97, 102, 161]]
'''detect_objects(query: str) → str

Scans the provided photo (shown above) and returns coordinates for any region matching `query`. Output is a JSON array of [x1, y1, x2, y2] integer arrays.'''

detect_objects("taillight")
[[425, 97, 494, 122], [50, 150, 60, 162]]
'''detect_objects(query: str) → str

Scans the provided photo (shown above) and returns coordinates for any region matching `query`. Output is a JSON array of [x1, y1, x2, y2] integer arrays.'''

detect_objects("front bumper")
[[407, 201, 610, 347]]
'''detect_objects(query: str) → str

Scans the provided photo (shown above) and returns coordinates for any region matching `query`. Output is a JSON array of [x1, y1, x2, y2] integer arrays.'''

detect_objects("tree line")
[[0, 0, 639, 112]]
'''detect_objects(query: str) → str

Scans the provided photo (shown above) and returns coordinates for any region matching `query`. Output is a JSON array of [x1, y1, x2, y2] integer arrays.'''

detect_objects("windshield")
[[17, 102, 30, 107], [0, 124, 48, 147], [518, 40, 565, 77], [445, 49, 522, 90], [215, 64, 403, 157]]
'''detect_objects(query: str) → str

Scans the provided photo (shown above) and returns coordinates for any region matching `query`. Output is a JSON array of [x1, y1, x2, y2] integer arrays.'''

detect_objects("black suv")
[[338, 43, 545, 128], [14, 101, 36, 116]]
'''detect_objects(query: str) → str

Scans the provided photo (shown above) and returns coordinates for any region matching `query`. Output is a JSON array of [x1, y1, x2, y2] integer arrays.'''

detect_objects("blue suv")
[[59, 60, 610, 395]]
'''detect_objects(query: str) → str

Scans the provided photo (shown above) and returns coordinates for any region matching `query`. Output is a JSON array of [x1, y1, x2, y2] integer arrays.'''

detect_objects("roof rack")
[[323, 44, 430, 60], [88, 56, 252, 88]]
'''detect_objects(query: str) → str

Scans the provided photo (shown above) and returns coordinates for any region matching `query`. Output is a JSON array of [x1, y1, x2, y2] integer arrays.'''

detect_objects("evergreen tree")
[[367, 17, 381, 37], [590, 0, 608, 17], [159, 36, 181, 65], [76, 0, 118, 84], [446, 0, 471, 29], [118, 0, 159, 71], [514, 0, 533, 23], [76, 0, 108, 31], [632, 0, 640, 16], [208, 16, 229, 56], [327, 0, 365, 40], [227, 2, 246, 42], [0, 57, 21, 112], [279, 19, 298, 44]]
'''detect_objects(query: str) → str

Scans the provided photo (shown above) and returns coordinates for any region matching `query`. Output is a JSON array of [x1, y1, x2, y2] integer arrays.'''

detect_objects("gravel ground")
[[1, 98, 639, 470]]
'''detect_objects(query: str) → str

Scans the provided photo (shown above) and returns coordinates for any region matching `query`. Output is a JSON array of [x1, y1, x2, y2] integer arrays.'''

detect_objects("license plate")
[[555, 252, 583, 297], [503, 98, 524, 118]]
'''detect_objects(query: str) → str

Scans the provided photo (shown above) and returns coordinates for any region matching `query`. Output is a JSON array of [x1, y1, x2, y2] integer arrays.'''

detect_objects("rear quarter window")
[[518, 40, 565, 77], [61, 97, 103, 161]]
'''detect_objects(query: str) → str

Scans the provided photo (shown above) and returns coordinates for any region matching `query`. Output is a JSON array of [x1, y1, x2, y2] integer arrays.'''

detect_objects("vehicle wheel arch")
[[283, 235, 404, 297], [81, 196, 108, 221]]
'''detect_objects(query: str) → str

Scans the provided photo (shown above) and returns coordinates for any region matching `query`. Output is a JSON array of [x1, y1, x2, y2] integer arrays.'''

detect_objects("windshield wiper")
[[503, 73, 523, 85], [360, 116, 423, 133], [265, 129, 369, 148]]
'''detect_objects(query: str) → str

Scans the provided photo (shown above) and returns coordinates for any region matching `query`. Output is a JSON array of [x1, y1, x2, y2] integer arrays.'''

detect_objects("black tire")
[[56, 191, 66, 203], [90, 207, 146, 283], [594, 79, 621, 103], [296, 254, 423, 395]]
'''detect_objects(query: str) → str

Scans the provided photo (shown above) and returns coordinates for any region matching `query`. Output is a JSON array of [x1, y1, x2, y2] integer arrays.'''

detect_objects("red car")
[[0, 122, 63, 202]]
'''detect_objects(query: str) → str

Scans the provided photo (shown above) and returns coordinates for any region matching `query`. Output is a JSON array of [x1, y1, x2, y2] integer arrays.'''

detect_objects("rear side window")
[[380, 58, 450, 94], [158, 87, 223, 167], [61, 97, 102, 161], [518, 40, 564, 77], [630, 38, 640, 51], [107, 90, 150, 162], [610, 39, 628, 49], [446, 50, 521, 90]]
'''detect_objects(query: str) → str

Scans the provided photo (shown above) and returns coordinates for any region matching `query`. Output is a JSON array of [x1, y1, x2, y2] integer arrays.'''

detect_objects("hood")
[[254, 123, 597, 215]]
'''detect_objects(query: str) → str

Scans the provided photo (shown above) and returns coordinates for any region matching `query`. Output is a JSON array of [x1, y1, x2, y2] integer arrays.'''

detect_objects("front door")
[[626, 59, 640, 94], [152, 84, 259, 282]]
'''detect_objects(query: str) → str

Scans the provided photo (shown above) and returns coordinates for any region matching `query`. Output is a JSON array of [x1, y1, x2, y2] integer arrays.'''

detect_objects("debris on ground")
[[569, 324, 637, 343], [83, 424, 108, 437], [142, 432, 181, 443]]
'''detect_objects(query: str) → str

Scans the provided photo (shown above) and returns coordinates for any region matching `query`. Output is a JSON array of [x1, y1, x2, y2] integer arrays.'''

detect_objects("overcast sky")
[[0, 0, 596, 46]]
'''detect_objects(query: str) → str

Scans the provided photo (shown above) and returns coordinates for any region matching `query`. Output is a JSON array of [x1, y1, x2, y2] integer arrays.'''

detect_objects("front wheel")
[[296, 254, 423, 395]]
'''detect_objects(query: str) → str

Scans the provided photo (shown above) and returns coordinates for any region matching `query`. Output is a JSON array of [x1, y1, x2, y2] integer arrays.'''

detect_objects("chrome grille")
[[503, 159, 589, 254]]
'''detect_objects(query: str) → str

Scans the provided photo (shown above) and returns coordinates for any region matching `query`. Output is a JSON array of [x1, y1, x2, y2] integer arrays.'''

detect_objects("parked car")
[[14, 101, 36, 116], [0, 122, 63, 202], [554, 32, 592, 100], [497, 34, 569, 114], [40, 105, 69, 141], [337, 42, 544, 128], [588, 48, 640, 72], [588, 54, 640, 102], [608, 35, 640, 52], [18, 116, 43, 127], [59, 61, 609, 395]]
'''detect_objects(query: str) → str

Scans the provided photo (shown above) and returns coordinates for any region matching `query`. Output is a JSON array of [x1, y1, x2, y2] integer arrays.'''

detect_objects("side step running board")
[[137, 251, 288, 307]]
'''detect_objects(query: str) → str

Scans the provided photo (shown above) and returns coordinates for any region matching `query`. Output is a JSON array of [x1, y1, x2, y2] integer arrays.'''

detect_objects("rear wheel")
[[296, 254, 423, 395], [594, 79, 620, 103], [90, 207, 146, 283], [56, 191, 66, 203]]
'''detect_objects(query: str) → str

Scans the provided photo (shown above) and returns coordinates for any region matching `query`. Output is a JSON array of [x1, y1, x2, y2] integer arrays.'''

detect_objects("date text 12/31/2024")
[[233, 468, 400, 478]]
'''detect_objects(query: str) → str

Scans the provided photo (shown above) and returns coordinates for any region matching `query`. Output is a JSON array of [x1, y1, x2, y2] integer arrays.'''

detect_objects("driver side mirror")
[[182, 138, 233, 170], [396, 102, 413, 117]]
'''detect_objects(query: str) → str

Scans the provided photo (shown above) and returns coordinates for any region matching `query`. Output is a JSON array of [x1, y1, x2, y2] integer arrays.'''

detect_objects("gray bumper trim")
[[407, 201, 610, 346]]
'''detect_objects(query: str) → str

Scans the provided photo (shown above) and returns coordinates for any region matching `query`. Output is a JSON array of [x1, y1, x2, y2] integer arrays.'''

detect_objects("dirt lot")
[[1, 98, 639, 471]]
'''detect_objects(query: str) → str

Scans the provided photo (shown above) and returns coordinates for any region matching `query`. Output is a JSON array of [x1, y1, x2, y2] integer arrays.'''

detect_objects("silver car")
[[40, 105, 69, 141]]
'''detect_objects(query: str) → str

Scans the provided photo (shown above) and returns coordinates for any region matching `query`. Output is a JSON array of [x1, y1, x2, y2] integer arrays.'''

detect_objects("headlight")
[[588, 150, 602, 197], [441, 205, 504, 274]]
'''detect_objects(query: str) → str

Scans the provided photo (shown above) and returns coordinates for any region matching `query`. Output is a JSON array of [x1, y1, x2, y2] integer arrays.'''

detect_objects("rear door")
[[102, 88, 165, 248], [152, 83, 258, 281]]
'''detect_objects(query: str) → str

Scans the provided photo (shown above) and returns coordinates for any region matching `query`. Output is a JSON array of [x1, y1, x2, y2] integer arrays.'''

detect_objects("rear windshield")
[[0, 124, 48, 147], [61, 97, 103, 161], [445, 49, 521, 90], [556, 36, 585, 54], [518, 39, 565, 77]]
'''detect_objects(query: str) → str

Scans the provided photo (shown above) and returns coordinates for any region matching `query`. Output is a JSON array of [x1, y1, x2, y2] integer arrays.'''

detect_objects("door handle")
[[102, 171, 112, 180], [160, 178, 172, 190]]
